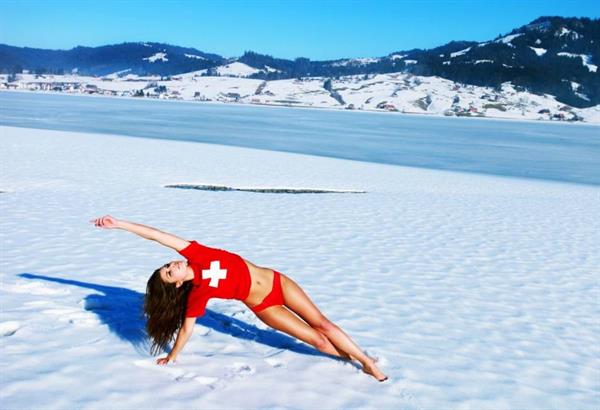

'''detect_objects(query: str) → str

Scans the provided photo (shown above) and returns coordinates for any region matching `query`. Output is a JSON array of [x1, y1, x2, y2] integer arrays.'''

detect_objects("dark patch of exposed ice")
[[164, 184, 366, 194]]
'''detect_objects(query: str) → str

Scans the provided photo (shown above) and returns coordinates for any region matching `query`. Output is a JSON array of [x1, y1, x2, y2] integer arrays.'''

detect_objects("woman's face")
[[159, 260, 188, 285]]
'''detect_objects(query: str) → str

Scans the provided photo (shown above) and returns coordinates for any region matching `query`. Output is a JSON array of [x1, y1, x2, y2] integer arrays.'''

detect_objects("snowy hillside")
[[1, 17, 598, 108], [2, 71, 599, 123]]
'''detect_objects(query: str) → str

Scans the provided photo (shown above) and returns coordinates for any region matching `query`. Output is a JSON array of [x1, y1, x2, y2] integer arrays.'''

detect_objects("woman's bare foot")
[[362, 358, 388, 382]]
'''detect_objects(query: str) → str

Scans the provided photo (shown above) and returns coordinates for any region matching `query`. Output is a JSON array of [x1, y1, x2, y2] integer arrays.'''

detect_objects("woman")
[[90, 215, 387, 381]]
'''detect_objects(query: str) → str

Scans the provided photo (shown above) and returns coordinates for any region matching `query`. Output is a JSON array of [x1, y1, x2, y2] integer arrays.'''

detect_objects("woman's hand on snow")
[[156, 355, 175, 365], [90, 215, 120, 229]]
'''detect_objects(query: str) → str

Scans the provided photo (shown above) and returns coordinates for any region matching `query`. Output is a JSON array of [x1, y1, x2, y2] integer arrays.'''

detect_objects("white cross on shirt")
[[202, 261, 228, 287]]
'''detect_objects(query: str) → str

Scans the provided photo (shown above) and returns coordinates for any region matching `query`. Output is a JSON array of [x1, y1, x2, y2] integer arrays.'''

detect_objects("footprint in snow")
[[225, 362, 255, 379], [133, 359, 218, 387], [0, 321, 21, 337], [264, 357, 286, 369], [193, 375, 220, 386]]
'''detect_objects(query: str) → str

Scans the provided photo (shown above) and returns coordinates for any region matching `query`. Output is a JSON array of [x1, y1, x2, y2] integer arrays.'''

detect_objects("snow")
[[403, 60, 417, 65], [474, 60, 494, 64], [353, 57, 379, 65], [558, 52, 579, 58], [263, 65, 280, 73], [576, 92, 591, 101], [144, 52, 168, 63], [529, 46, 547, 56], [332, 58, 380, 67], [495, 33, 524, 45], [214, 62, 261, 77], [557, 53, 598, 72], [450, 47, 471, 58], [3, 71, 599, 123], [390, 54, 407, 60], [1, 125, 599, 409], [556, 27, 582, 39], [581, 55, 598, 73], [104, 68, 132, 79], [184, 54, 206, 60], [189, 62, 280, 78]]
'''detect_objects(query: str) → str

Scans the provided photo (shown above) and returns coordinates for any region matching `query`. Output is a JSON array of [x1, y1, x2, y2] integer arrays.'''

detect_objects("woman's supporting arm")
[[157, 316, 196, 365], [90, 215, 190, 251]]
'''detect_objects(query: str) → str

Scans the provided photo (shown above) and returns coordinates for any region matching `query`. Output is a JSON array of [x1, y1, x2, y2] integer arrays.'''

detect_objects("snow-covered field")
[[1, 125, 599, 409], [4, 69, 600, 123]]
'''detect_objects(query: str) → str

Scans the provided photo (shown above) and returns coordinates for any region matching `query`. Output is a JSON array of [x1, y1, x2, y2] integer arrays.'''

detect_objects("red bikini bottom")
[[250, 270, 285, 313]]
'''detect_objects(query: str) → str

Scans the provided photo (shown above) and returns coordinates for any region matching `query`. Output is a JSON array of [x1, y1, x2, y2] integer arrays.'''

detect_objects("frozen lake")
[[1, 91, 599, 186], [2, 125, 599, 409]]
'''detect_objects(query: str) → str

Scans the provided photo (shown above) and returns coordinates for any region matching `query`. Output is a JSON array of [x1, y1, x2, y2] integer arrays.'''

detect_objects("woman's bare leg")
[[279, 274, 388, 382], [254, 305, 347, 358]]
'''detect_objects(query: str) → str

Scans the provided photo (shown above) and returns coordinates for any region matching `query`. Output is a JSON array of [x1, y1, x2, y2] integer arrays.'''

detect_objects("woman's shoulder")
[[178, 240, 208, 260]]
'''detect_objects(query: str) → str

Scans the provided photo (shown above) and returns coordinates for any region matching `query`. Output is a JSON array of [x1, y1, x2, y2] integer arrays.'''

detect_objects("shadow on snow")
[[18, 273, 325, 359]]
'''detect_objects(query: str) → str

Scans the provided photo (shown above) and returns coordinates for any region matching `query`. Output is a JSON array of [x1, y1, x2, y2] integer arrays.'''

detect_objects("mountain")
[[0, 42, 224, 77], [388, 17, 600, 108], [1, 17, 598, 107]]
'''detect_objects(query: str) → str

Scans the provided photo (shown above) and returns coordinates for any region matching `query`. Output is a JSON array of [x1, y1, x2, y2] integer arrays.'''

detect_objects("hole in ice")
[[164, 184, 366, 194]]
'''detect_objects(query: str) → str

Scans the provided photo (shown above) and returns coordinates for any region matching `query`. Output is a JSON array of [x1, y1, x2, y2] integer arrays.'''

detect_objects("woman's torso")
[[240, 258, 277, 308], [180, 240, 277, 309]]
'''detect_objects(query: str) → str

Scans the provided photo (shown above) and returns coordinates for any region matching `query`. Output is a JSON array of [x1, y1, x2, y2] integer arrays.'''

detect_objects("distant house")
[[41, 82, 60, 91], [224, 92, 241, 101], [376, 101, 398, 111], [193, 92, 209, 101], [6, 83, 18, 89], [84, 84, 98, 94]]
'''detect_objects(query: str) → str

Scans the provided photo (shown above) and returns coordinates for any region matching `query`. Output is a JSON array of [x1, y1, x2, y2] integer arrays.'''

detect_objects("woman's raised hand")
[[90, 215, 120, 229]]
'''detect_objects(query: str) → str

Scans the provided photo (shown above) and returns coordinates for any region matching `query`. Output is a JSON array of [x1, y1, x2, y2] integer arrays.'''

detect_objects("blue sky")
[[1, 0, 598, 60]]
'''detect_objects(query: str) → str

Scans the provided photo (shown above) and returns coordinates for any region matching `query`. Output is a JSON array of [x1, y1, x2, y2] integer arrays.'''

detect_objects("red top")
[[178, 240, 252, 317]]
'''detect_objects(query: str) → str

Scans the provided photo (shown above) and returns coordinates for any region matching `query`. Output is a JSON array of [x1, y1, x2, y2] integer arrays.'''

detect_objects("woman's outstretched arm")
[[90, 215, 190, 251], [156, 316, 196, 365]]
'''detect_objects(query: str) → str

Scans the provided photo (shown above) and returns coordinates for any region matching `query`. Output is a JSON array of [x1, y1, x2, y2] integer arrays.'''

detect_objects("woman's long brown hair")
[[143, 267, 193, 355]]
